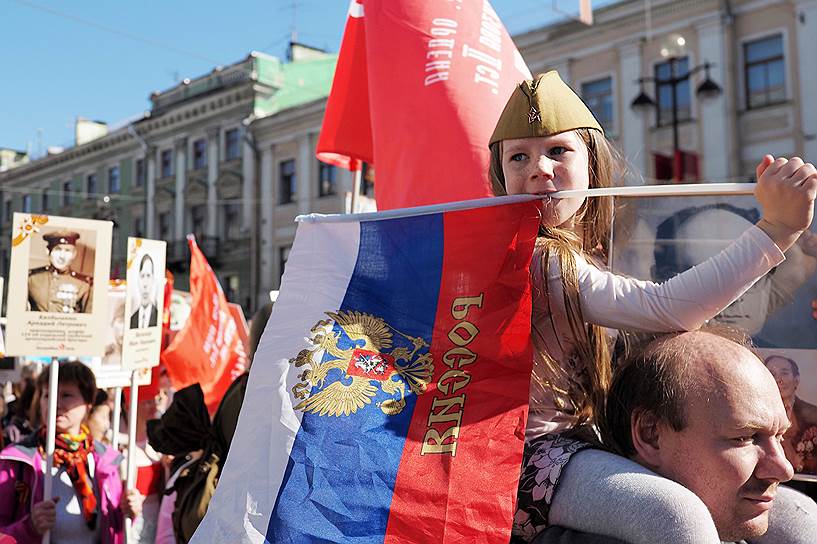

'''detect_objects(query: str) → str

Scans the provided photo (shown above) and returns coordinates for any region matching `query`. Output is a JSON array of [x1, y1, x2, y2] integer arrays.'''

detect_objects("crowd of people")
[[1, 69, 816, 544], [0, 303, 271, 543]]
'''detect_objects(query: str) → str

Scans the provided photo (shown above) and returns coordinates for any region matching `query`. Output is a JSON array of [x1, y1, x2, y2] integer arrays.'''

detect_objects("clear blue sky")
[[0, 0, 614, 155]]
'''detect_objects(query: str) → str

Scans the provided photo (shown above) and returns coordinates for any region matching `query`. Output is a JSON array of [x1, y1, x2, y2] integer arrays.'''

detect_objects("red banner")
[[316, 0, 531, 210], [161, 237, 248, 412]]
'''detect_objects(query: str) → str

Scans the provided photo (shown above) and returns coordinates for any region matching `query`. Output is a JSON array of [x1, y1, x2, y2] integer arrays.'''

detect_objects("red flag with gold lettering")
[[161, 236, 248, 412], [316, 0, 531, 210]]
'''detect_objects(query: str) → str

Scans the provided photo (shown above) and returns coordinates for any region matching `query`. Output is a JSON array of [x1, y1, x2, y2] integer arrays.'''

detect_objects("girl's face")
[[39, 382, 91, 435], [501, 131, 590, 229]]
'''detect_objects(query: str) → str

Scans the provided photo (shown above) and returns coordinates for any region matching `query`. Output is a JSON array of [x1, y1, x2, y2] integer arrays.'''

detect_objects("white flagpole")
[[550, 182, 756, 199], [112, 386, 122, 451], [350, 167, 362, 213], [124, 370, 139, 542], [42, 357, 59, 544]]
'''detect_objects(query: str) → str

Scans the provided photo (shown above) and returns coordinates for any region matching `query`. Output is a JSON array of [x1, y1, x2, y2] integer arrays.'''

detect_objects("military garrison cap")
[[489, 71, 603, 147], [43, 230, 80, 250]]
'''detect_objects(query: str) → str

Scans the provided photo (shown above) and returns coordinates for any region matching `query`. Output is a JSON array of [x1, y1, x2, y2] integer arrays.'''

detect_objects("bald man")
[[534, 330, 817, 544]]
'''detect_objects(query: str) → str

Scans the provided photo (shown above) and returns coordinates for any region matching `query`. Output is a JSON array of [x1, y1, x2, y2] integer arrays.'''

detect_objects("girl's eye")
[[549, 146, 568, 156], [509, 153, 527, 162]]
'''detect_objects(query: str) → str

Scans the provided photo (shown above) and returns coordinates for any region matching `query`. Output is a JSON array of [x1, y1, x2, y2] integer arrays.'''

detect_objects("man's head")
[[138, 253, 155, 307], [764, 354, 800, 402], [604, 330, 794, 541], [44, 230, 80, 272]]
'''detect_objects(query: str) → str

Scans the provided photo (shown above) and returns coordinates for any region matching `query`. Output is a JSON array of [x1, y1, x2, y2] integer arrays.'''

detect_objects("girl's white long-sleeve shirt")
[[526, 224, 785, 439]]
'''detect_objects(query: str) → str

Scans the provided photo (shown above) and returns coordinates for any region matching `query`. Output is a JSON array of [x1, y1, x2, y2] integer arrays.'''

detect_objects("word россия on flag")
[[193, 196, 541, 543], [317, 0, 531, 210]]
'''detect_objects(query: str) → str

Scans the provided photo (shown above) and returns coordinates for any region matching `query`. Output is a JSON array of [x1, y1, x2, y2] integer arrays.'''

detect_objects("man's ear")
[[631, 408, 664, 469]]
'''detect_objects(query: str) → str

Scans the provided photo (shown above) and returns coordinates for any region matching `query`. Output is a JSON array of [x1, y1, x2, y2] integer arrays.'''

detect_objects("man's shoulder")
[[28, 266, 50, 278], [66, 270, 93, 285], [795, 397, 817, 423]]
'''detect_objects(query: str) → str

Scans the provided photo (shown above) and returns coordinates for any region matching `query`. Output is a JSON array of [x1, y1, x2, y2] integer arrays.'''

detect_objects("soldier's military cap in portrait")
[[27, 229, 93, 314]]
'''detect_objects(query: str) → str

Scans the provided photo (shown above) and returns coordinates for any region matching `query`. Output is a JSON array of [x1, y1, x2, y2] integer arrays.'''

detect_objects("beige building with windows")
[[515, 0, 817, 183], [3, 0, 815, 314], [0, 45, 373, 314]]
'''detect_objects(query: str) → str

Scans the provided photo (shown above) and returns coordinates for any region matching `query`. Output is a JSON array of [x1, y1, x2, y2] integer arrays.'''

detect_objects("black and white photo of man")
[[129, 253, 158, 329]]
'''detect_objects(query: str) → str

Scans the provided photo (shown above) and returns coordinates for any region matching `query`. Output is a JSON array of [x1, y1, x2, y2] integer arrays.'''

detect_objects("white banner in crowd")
[[122, 237, 167, 370], [5, 213, 112, 357]]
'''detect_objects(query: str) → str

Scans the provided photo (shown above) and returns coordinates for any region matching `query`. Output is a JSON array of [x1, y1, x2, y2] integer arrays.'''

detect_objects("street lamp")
[[631, 33, 723, 181]]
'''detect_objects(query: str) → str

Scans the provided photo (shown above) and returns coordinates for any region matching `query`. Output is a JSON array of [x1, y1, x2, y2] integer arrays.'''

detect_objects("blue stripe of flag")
[[267, 213, 444, 543]]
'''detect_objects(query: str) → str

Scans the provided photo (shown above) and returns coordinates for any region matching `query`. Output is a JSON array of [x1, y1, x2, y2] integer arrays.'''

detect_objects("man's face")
[[138, 259, 154, 306], [766, 356, 799, 400], [49, 243, 77, 271], [654, 348, 793, 541]]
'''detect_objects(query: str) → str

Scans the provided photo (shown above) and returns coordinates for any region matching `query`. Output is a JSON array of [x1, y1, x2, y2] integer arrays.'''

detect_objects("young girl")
[[489, 71, 817, 543]]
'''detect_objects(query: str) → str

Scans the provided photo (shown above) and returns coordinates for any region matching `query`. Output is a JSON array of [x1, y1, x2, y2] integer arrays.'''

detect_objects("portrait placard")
[[5, 214, 112, 357], [122, 237, 167, 370], [611, 194, 817, 349], [611, 194, 817, 480]]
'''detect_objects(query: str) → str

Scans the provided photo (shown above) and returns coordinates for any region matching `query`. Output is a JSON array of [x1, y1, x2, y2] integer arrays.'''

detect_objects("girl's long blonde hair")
[[489, 128, 621, 426]]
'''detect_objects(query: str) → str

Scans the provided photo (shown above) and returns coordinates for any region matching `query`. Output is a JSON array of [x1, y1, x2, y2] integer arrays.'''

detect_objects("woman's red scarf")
[[38, 424, 98, 529]]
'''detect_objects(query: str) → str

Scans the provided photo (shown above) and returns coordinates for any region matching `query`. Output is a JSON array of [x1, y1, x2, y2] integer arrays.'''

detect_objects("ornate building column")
[[797, 0, 817, 160], [297, 134, 313, 216], [696, 16, 730, 182], [258, 145, 275, 306], [173, 138, 187, 241], [241, 126, 256, 232], [145, 145, 157, 239], [618, 41, 647, 183], [206, 126, 220, 238]]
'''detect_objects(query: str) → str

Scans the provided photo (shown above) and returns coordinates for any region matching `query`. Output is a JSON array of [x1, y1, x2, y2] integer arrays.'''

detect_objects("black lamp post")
[[631, 34, 723, 182]]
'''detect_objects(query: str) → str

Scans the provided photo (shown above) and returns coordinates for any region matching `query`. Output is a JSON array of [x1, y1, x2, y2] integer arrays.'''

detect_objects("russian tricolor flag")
[[194, 197, 540, 543]]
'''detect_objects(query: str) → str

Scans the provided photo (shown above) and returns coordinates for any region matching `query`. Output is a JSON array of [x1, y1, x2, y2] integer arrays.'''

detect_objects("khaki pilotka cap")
[[488, 70, 603, 147]]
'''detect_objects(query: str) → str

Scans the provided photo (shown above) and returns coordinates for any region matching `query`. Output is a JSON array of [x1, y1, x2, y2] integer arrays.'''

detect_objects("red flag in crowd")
[[160, 236, 247, 413], [316, 0, 531, 210]]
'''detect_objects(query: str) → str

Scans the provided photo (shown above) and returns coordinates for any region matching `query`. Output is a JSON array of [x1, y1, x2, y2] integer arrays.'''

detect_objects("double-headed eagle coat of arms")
[[289, 310, 434, 417]]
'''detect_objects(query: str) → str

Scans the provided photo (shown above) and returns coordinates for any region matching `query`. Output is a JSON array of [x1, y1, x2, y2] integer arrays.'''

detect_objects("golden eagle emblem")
[[290, 310, 434, 417]]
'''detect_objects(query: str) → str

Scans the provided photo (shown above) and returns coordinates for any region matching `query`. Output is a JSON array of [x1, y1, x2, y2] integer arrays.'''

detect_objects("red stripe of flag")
[[385, 201, 539, 542]]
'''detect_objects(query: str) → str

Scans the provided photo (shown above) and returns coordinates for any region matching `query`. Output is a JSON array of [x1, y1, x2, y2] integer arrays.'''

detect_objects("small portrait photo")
[[27, 226, 97, 314], [612, 195, 817, 349], [103, 282, 127, 369], [129, 251, 160, 330], [758, 348, 817, 478]]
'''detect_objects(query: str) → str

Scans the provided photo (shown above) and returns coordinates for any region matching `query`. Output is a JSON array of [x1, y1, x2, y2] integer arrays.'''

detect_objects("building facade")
[[0, 47, 373, 315], [515, 0, 817, 183], [3, 0, 815, 314]]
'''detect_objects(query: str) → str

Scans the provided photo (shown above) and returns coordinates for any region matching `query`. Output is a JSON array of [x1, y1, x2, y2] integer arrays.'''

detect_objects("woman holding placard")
[[0, 361, 141, 542]]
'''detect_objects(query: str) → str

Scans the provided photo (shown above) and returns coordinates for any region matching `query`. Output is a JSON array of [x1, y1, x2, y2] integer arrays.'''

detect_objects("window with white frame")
[[22, 194, 31, 213], [225, 128, 241, 160], [108, 165, 120, 193], [581, 77, 614, 134], [279, 159, 296, 204], [318, 162, 336, 197], [87, 174, 97, 196], [62, 181, 71, 206], [655, 57, 691, 127], [193, 139, 207, 170], [135, 158, 146, 187], [744, 34, 785, 109], [161, 149, 173, 178]]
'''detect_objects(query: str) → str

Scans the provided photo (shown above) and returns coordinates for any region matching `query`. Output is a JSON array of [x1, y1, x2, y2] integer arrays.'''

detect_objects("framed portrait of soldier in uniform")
[[123, 237, 166, 370], [5, 213, 112, 357]]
